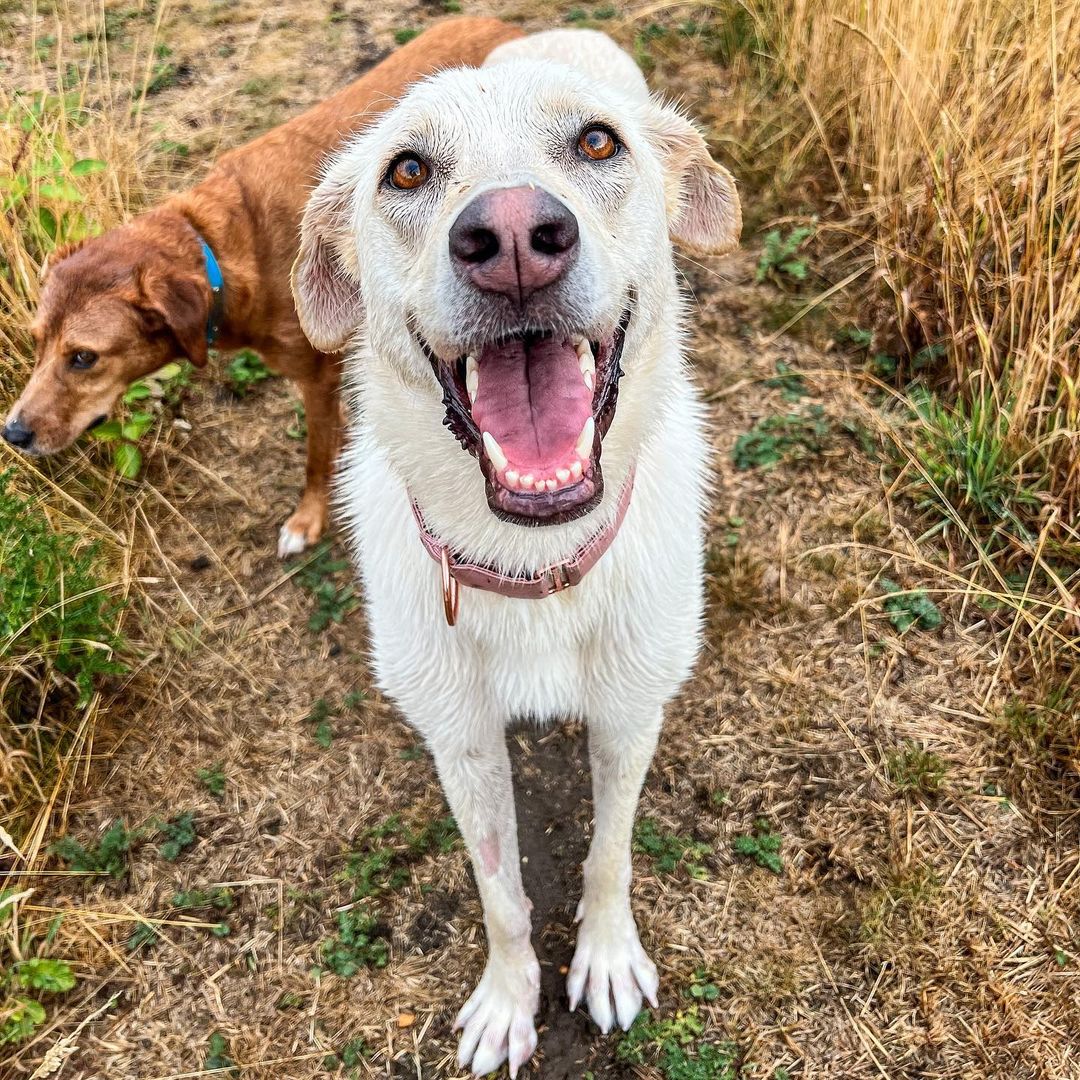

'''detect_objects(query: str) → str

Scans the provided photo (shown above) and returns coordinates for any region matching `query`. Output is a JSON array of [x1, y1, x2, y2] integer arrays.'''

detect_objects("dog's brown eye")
[[389, 155, 430, 190], [578, 127, 619, 161], [69, 349, 98, 371]]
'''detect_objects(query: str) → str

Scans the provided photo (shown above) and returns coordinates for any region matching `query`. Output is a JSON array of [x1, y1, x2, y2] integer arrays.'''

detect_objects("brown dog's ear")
[[647, 103, 741, 256], [292, 168, 364, 354], [137, 269, 212, 367]]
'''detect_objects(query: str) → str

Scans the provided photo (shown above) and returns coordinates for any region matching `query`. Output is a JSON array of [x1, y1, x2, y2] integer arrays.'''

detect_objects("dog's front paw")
[[568, 901, 659, 1032], [454, 953, 540, 1078], [277, 500, 327, 559]]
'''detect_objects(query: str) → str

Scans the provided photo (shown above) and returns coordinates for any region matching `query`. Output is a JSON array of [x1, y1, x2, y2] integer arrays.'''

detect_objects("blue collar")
[[198, 236, 226, 344]]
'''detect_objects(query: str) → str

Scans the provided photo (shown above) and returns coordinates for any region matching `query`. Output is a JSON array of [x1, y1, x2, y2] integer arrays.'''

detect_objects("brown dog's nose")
[[2, 416, 34, 450], [449, 186, 579, 304]]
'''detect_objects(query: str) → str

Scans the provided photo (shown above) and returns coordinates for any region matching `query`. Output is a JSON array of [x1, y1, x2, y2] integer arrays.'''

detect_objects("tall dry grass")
[[1, 3, 168, 858], [709, 0, 1080, 674]]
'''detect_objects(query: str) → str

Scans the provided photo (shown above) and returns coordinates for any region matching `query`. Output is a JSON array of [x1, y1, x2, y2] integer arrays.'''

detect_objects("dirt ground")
[[6, 1, 1080, 1078]]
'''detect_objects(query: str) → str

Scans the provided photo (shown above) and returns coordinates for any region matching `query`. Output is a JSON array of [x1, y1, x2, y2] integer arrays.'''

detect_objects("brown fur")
[[10, 17, 523, 553]]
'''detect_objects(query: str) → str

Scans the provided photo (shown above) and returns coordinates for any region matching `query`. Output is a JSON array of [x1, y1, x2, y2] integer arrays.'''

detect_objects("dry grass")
[[680, 0, 1080, 695], [2, 1, 1080, 1077]]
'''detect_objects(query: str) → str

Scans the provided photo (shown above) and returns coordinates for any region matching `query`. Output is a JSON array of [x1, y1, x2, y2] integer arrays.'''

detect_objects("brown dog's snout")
[[2, 415, 35, 450], [449, 186, 579, 304]]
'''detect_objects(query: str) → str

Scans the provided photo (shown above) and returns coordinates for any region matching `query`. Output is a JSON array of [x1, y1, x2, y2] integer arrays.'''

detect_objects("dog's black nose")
[[2, 417, 34, 449], [449, 186, 579, 303]]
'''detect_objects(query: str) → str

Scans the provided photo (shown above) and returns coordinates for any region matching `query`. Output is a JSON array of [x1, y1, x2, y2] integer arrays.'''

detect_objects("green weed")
[[763, 360, 807, 402], [50, 819, 135, 879], [879, 578, 942, 633], [171, 887, 233, 912], [885, 743, 946, 795], [204, 1031, 239, 1077], [197, 762, 227, 797], [617, 1008, 740, 1079], [88, 409, 155, 478], [225, 349, 273, 396], [755, 225, 814, 285], [393, 28, 420, 44], [341, 814, 459, 901], [731, 819, 783, 874], [732, 406, 830, 470], [633, 818, 711, 879], [322, 1037, 369, 1073], [89, 361, 191, 476], [687, 968, 720, 1002], [1, 471, 126, 719], [158, 812, 197, 860], [126, 921, 160, 953], [294, 543, 359, 632], [0, 955, 78, 1045], [319, 907, 390, 977], [308, 697, 336, 748]]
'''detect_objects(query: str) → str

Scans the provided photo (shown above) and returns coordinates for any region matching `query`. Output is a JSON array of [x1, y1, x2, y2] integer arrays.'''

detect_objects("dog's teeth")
[[545, 478, 557, 492], [466, 356, 478, 403], [574, 416, 595, 460], [520, 473, 534, 489], [505, 469, 519, 489], [534, 479, 547, 493], [578, 341, 595, 389], [570, 460, 583, 480], [482, 431, 507, 471], [556, 467, 570, 484]]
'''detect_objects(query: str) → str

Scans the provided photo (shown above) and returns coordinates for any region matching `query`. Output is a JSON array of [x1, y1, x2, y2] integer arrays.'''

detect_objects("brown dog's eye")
[[578, 127, 619, 161], [388, 155, 430, 190], [69, 349, 98, 371]]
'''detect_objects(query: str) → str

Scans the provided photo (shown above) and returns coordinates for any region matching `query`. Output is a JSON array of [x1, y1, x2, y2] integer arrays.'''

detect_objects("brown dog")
[[3, 17, 522, 557]]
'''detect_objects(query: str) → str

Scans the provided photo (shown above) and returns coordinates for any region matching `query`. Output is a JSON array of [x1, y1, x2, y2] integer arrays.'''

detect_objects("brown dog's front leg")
[[278, 355, 342, 559]]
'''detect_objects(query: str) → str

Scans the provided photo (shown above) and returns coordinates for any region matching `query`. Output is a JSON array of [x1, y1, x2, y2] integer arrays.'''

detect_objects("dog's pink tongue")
[[471, 337, 591, 471]]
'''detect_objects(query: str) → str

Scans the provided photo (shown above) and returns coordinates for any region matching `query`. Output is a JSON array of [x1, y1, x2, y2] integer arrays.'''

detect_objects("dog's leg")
[[278, 355, 341, 558], [569, 708, 662, 1032], [426, 723, 539, 1078]]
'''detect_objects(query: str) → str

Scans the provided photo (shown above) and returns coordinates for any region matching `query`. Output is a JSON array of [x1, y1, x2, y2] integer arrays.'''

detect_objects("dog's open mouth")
[[419, 300, 632, 526]]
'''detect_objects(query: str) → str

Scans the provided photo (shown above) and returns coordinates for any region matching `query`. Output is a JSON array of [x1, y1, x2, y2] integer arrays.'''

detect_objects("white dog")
[[291, 29, 740, 1077]]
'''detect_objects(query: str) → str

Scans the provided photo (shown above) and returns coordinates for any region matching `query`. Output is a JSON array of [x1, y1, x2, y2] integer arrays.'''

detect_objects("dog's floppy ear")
[[291, 167, 364, 354], [137, 268, 211, 367], [646, 103, 741, 256]]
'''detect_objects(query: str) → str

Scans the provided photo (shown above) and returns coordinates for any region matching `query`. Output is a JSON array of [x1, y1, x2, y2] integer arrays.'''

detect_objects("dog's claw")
[[456, 954, 539, 1078], [568, 902, 658, 1032]]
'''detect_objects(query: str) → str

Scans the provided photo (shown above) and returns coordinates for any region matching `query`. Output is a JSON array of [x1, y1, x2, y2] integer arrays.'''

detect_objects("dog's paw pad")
[[455, 955, 539, 1078], [568, 908, 658, 1032]]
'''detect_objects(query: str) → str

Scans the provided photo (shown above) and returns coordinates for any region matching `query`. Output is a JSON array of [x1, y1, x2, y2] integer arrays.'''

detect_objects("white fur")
[[293, 32, 739, 1078], [277, 522, 308, 559]]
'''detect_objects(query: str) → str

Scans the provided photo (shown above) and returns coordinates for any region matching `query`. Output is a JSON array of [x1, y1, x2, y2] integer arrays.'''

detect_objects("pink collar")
[[411, 473, 635, 625]]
